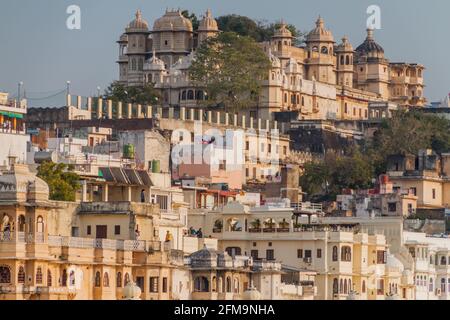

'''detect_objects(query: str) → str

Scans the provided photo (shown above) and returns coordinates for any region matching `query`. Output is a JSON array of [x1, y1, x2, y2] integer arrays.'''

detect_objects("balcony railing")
[[1, 232, 159, 252]]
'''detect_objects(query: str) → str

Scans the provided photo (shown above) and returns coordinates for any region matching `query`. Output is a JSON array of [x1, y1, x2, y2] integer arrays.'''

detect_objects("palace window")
[[163, 277, 168, 293], [226, 277, 232, 293], [150, 277, 159, 293], [0, 265, 11, 284], [117, 272, 122, 288], [95, 271, 101, 287], [124, 273, 130, 286], [187, 90, 194, 100], [47, 270, 52, 287], [70, 271, 76, 286], [332, 246, 338, 261], [362, 280, 366, 293], [36, 267, 43, 284], [333, 278, 338, 294], [103, 272, 110, 287], [341, 246, 352, 262], [377, 251, 387, 264], [18, 266, 25, 284], [317, 249, 322, 258], [266, 249, 275, 261], [297, 249, 303, 259]]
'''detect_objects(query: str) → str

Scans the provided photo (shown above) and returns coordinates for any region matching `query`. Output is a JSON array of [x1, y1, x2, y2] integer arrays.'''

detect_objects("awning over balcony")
[[0, 111, 24, 119], [98, 167, 153, 186]]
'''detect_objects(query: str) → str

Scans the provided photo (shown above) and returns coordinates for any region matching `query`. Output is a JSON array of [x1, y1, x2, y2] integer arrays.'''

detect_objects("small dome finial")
[[136, 9, 142, 20], [366, 28, 374, 40]]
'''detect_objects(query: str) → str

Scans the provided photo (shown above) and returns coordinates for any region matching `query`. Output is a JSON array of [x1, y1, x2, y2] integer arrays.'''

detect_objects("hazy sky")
[[0, 0, 449, 107]]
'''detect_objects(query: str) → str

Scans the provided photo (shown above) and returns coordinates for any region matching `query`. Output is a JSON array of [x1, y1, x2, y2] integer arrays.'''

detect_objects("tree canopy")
[[37, 161, 80, 202], [189, 31, 272, 111], [104, 82, 161, 105], [216, 15, 305, 46], [181, 10, 200, 31]]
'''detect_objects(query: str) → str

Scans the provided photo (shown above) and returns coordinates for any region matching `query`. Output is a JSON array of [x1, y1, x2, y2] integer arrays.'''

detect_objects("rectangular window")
[[297, 249, 303, 259], [305, 250, 312, 259], [377, 250, 387, 264], [251, 250, 259, 260], [410, 187, 417, 196], [377, 279, 385, 295], [156, 195, 169, 211], [246, 168, 249, 177], [388, 203, 397, 212], [246, 142, 249, 150], [150, 277, 159, 293], [432, 189, 436, 199], [162, 277, 168, 293], [87, 225, 91, 235], [317, 249, 322, 259], [114, 225, 121, 235], [266, 249, 275, 261]]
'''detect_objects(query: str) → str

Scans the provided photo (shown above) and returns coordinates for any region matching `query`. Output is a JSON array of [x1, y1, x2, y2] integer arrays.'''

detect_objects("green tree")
[[104, 82, 161, 105], [300, 150, 374, 200], [181, 10, 199, 31], [189, 31, 271, 111], [37, 161, 80, 202], [216, 15, 305, 46]]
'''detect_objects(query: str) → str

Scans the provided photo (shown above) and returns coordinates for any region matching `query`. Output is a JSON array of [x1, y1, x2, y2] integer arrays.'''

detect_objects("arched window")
[[441, 278, 446, 292], [36, 216, 44, 233], [339, 279, 343, 294], [212, 276, 217, 292], [18, 266, 25, 284], [18, 215, 26, 232], [362, 280, 366, 293], [187, 90, 194, 100], [62, 269, 68, 287], [284, 93, 288, 104], [344, 279, 348, 294], [340, 56, 344, 66], [349, 279, 352, 292], [332, 278, 338, 294], [117, 272, 122, 288], [332, 246, 338, 261], [441, 256, 447, 265], [234, 278, 239, 293], [226, 277, 232, 293], [312, 46, 318, 52], [47, 270, 52, 287], [95, 272, 101, 287], [346, 55, 350, 65], [103, 272, 110, 287], [321, 46, 328, 54], [0, 265, 11, 284], [196, 91, 204, 101], [36, 267, 43, 284], [124, 273, 130, 286], [194, 276, 209, 292], [429, 278, 434, 292], [341, 246, 352, 262], [181, 91, 187, 101], [301, 96, 305, 106], [70, 271, 75, 286]]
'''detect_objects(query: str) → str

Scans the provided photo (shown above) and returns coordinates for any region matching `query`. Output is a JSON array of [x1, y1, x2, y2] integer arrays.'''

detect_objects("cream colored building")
[[188, 201, 407, 300], [116, 10, 426, 121]]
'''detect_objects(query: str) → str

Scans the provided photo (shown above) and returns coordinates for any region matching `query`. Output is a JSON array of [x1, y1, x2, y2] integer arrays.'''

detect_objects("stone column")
[[66, 94, 71, 107], [107, 100, 113, 119], [258, 119, 262, 131], [266, 120, 270, 132], [198, 109, 203, 123], [207, 111, 212, 123], [87, 97, 92, 112], [190, 109, 195, 121], [233, 114, 238, 127], [127, 103, 132, 119], [181, 107, 186, 120], [102, 184, 109, 202], [137, 104, 143, 118], [117, 102, 123, 119], [77, 96, 82, 109], [242, 115, 246, 129], [169, 107, 174, 119], [250, 117, 254, 129], [225, 113, 229, 126], [81, 180, 88, 202], [97, 98, 103, 119], [147, 105, 153, 118], [216, 111, 221, 125]]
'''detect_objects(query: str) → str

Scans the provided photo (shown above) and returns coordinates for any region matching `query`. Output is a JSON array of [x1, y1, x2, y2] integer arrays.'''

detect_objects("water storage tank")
[[151, 160, 160, 173], [34, 151, 57, 164], [123, 144, 135, 159]]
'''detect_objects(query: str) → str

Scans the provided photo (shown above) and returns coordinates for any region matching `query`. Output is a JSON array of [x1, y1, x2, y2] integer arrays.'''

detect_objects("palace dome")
[[335, 36, 353, 52], [122, 281, 142, 300], [355, 29, 384, 55], [153, 9, 193, 32], [198, 9, 218, 32], [273, 22, 293, 39], [306, 17, 334, 43], [242, 285, 262, 300], [0, 163, 49, 202], [190, 245, 218, 268], [127, 10, 149, 31]]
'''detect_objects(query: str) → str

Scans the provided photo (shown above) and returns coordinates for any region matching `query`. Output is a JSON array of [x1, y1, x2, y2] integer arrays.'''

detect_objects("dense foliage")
[[104, 82, 161, 105], [189, 31, 271, 111], [37, 161, 80, 202], [300, 111, 450, 200]]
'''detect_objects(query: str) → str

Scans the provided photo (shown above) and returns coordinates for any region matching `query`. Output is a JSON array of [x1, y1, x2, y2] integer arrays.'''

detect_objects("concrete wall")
[[0, 133, 29, 165]]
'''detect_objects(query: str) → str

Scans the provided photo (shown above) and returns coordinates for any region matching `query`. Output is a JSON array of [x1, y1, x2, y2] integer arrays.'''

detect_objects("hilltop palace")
[[117, 9, 425, 122]]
